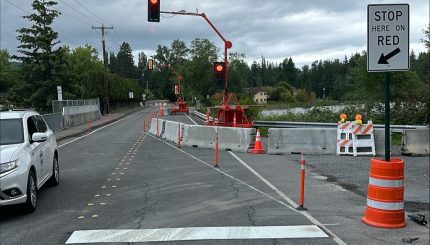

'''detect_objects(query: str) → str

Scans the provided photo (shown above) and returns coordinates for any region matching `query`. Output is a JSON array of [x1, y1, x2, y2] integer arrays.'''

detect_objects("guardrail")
[[193, 111, 427, 131], [252, 121, 428, 131]]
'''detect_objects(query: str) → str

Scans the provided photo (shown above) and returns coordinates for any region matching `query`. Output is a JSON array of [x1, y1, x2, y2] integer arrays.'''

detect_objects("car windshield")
[[0, 119, 24, 145]]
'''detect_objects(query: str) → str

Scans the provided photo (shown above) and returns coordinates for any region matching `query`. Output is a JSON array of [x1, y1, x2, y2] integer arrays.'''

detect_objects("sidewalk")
[[53, 107, 144, 141]]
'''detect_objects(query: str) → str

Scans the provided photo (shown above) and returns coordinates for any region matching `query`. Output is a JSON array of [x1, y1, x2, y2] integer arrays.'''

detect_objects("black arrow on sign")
[[378, 48, 401, 64]]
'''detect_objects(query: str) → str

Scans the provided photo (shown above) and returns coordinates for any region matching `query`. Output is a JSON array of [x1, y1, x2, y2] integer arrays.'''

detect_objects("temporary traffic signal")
[[147, 58, 154, 70], [214, 62, 225, 89], [148, 0, 160, 22]]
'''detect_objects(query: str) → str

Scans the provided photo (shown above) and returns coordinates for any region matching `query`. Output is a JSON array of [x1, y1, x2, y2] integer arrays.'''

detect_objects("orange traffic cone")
[[159, 105, 164, 117], [250, 129, 265, 154]]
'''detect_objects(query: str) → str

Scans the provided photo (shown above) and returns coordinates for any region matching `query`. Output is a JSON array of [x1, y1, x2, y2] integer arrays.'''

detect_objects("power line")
[[53, 6, 92, 26], [68, 0, 122, 49], [73, 0, 110, 26], [4, 0, 101, 49], [58, 0, 102, 25]]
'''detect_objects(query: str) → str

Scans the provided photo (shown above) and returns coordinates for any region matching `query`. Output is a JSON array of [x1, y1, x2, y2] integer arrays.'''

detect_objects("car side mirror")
[[32, 132, 48, 142]]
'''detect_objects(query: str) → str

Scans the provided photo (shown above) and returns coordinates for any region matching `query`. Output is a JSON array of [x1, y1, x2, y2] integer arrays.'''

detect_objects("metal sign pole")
[[384, 72, 391, 162]]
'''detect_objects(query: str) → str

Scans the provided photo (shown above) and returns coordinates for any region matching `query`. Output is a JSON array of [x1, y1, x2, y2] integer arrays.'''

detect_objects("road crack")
[[136, 182, 150, 229], [231, 181, 257, 226]]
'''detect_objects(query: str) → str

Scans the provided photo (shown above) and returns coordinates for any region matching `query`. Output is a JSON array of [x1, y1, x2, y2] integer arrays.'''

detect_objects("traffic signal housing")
[[148, 0, 160, 22], [214, 62, 225, 89]]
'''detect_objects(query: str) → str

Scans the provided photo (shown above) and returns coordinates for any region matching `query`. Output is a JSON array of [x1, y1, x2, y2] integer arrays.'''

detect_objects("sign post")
[[57, 86, 63, 101], [367, 4, 409, 161]]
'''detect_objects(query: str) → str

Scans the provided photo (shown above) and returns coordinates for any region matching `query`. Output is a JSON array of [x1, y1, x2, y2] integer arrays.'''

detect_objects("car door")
[[26, 116, 44, 186], [34, 116, 52, 183]]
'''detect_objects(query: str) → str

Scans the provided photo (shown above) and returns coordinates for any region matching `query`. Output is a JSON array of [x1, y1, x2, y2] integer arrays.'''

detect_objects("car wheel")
[[48, 156, 59, 186], [23, 171, 37, 212]]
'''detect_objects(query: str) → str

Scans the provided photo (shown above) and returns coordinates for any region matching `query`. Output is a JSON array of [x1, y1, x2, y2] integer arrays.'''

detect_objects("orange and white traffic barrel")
[[362, 158, 405, 228]]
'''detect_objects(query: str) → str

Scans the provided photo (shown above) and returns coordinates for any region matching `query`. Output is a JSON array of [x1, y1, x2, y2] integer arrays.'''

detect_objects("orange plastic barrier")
[[362, 158, 405, 228]]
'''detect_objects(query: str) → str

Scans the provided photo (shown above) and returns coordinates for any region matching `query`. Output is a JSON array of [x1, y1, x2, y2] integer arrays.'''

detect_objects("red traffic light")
[[148, 0, 160, 22], [216, 64, 223, 72]]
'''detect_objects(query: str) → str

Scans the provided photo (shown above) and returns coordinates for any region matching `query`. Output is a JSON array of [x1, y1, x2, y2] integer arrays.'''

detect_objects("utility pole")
[[92, 24, 113, 114]]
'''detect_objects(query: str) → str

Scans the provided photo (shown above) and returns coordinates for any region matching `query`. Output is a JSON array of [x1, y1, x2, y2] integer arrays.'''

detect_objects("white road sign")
[[57, 86, 63, 101], [367, 4, 409, 72]]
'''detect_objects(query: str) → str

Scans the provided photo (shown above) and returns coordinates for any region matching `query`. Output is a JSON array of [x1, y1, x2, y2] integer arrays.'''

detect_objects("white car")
[[0, 111, 59, 212]]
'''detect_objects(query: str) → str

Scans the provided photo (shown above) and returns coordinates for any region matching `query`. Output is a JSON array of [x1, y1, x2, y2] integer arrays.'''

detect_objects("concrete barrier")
[[268, 128, 337, 154], [163, 120, 182, 143], [218, 127, 255, 152], [401, 128, 429, 156], [183, 125, 256, 152], [182, 124, 217, 149], [148, 118, 165, 136]]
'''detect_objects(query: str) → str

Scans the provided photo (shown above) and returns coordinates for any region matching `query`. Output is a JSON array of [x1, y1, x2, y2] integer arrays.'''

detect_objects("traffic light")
[[147, 58, 154, 70], [148, 0, 160, 22], [214, 62, 225, 89]]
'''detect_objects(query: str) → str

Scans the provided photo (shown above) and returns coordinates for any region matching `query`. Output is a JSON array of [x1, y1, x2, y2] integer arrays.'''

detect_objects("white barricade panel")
[[336, 121, 353, 155], [352, 122, 375, 156]]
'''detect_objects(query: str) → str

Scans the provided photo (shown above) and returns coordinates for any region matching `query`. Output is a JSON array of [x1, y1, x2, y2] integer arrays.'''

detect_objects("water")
[[261, 105, 346, 116]]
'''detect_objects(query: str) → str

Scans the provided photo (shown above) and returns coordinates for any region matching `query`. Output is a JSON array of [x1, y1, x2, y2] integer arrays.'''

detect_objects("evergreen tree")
[[14, 0, 61, 111]]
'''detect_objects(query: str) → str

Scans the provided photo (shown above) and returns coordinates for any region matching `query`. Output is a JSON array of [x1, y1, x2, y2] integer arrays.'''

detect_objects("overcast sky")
[[1, 0, 429, 68]]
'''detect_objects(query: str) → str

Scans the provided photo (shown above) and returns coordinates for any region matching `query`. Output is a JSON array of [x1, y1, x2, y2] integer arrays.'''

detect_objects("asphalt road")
[[1, 109, 428, 245]]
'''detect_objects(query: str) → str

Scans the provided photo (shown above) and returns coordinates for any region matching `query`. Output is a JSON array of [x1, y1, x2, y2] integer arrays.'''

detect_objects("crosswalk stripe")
[[65, 225, 328, 244]]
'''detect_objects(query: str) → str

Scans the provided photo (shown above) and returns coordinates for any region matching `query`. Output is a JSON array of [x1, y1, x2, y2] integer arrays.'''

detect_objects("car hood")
[[0, 144, 22, 163]]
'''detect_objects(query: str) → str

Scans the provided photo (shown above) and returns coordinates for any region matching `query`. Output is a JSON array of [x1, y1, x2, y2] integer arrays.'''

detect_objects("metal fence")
[[43, 99, 101, 130], [52, 99, 99, 114], [63, 104, 100, 128], [42, 113, 63, 130]]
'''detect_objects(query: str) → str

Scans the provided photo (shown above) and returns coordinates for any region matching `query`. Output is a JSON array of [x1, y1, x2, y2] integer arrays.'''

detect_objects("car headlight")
[[0, 159, 20, 175]]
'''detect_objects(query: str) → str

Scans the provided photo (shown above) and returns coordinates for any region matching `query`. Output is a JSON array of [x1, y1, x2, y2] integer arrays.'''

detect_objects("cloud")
[[1, 0, 428, 68]]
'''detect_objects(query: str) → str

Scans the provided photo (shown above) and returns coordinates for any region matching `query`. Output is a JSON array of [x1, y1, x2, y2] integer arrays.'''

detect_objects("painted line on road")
[[185, 113, 198, 125], [146, 133, 344, 245], [228, 151, 347, 245], [66, 225, 328, 243], [58, 109, 146, 148]]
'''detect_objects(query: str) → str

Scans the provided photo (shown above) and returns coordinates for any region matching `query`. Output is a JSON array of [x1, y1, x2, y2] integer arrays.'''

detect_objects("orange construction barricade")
[[362, 158, 406, 228]]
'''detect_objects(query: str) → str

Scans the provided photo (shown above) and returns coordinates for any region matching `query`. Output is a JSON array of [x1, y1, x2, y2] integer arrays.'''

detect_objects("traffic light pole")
[[160, 11, 232, 102]]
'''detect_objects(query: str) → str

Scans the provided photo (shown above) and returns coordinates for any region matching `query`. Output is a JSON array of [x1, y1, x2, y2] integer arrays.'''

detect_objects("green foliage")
[[109, 74, 142, 101], [182, 38, 219, 98], [13, 0, 62, 111], [65, 45, 104, 99], [110, 42, 138, 79], [228, 52, 249, 95], [0, 50, 20, 93], [238, 96, 259, 119]]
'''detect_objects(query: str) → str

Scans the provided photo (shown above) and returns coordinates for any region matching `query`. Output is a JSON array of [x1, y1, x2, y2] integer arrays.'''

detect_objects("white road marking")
[[228, 151, 347, 245], [146, 133, 346, 245], [66, 225, 328, 244], [185, 114, 198, 125], [58, 110, 145, 148]]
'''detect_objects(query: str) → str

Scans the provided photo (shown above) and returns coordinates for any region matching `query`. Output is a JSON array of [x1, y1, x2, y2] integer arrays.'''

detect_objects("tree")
[[228, 52, 249, 95], [13, 0, 62, 111], [170, 39, 189, 66], [111, 42, 137, 78], [0, 50, 18, 93], [183, 38, 219, 99], [423, 25, 430, 50], [66, 45, 104, 99]]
